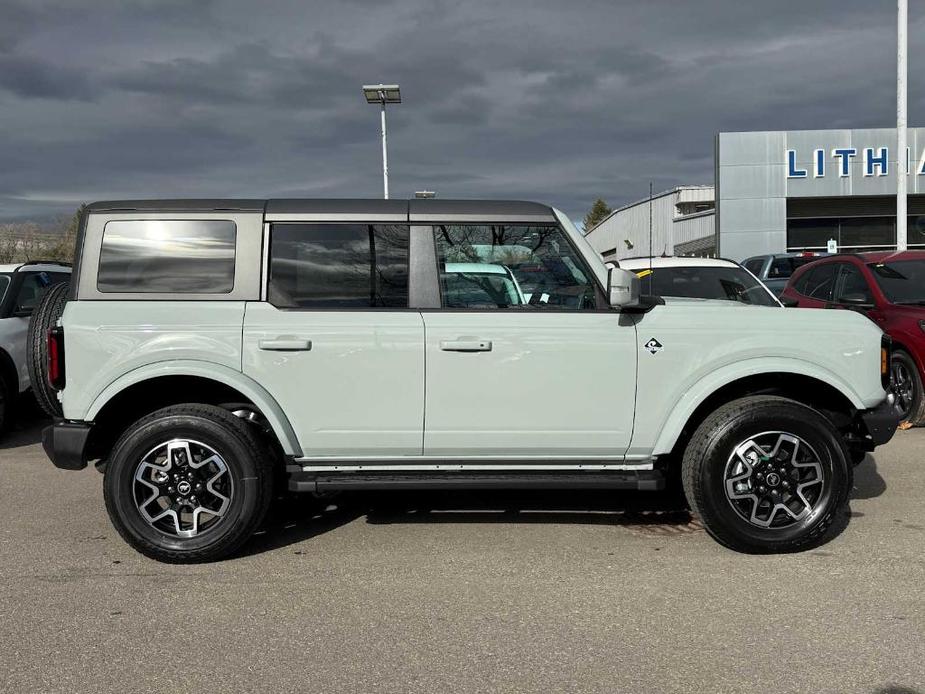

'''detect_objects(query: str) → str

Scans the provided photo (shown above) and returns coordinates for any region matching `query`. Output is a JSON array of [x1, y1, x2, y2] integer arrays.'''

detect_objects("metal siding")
[[718, 127, 925, 260], [584, 187, 714, 260]]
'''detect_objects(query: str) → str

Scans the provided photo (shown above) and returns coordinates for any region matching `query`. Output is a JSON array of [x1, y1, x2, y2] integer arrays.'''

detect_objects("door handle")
[[440, 339, 492, 352], [259, 338, 312, 351]]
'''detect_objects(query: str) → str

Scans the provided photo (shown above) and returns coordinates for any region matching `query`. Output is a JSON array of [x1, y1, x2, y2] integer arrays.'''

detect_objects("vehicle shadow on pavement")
[[244, 455, 889, 557], [242, 487, 701, 556], [852, 453, 887, 500], [363, 488, 696, 530], [0, 412, 48, 452]]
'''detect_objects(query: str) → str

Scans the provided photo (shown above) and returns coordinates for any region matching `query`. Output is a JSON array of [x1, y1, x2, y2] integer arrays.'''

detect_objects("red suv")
[[781, 250, 925, 424]]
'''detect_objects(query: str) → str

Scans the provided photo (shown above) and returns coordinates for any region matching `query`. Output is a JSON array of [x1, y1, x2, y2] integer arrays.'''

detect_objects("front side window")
[[268, 224, 409, 308], [98, 220, 236, 293], [0, 274, 11, 303], [434, 225, 597, 310], [836, 264, 873, 304], [637, 266, 777, 306], [869, 259, 925, 305]]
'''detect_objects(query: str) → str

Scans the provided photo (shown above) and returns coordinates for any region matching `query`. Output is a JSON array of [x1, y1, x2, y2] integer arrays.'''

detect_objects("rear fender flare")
[[86, 360, 301, 456]]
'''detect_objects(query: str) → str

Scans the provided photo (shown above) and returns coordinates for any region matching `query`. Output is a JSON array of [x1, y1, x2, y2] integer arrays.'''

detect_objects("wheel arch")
[[653, 363, 863, 458], [86, 361, 300, 460]]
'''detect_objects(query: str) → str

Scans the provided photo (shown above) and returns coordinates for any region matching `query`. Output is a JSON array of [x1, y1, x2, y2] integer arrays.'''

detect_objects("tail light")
[[881, 334, 892, 391], [47, 326, 65, 391]]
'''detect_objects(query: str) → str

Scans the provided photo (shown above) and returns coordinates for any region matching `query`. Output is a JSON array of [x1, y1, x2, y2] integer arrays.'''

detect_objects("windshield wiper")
[[893, 300, 925, 306]]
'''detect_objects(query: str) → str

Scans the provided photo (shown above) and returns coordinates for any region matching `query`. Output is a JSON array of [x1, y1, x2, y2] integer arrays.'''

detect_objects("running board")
[[287, 467, 664, 493]]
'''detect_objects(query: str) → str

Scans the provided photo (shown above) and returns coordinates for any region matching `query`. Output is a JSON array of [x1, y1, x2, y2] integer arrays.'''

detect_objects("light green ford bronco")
[[41, 199, 898, 562]]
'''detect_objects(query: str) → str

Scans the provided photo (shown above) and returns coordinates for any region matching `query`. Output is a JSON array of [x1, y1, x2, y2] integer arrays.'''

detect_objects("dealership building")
[[586, 127, 925, 262]]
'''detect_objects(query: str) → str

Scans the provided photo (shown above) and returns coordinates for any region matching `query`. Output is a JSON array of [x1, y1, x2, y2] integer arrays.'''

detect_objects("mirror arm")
[[618, 294, 664, 314]]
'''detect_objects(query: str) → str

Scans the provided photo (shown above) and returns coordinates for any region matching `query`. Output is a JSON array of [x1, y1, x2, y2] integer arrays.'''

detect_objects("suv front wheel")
[[103, 404, 274, 563], [682, 396, 850, 553]]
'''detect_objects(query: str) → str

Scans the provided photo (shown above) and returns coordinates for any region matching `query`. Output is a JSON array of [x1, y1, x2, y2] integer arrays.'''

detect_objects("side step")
[[287, 467, 664, 493]]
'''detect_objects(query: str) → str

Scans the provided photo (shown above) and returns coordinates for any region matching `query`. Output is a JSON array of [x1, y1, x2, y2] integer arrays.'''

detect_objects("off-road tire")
[[103, 404, 275, 563], [27, 281, 69, 417], [891, 350, 925, 426], [682, 395, 851, 553]]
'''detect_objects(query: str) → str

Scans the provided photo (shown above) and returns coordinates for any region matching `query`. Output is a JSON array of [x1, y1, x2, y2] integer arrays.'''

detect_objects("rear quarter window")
[[97, 220, 236, 293]]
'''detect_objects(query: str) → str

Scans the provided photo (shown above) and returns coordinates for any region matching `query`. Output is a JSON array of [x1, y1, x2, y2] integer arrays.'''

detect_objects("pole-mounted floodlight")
[[363, 84, 401, 199]]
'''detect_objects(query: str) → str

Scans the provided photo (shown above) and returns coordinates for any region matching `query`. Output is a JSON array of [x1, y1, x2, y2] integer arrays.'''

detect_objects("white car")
[[618, 256, 781, 307], [0, 261, 71, 427], [42, 200, 896, 562]]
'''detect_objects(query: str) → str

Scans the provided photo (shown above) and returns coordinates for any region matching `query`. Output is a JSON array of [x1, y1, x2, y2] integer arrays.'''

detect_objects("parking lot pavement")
[[1, 420, 923, 694]]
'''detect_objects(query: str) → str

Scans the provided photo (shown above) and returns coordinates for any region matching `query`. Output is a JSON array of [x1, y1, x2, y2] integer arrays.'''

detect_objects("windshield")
[[868, 259, 925, 304], [637, 266, 778, 306], [0, 274, 10, 303]]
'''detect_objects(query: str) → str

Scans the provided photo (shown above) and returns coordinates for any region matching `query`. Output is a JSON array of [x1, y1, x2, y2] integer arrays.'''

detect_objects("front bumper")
[[855, 396, 901, 449], [42, 421, 91, 470]]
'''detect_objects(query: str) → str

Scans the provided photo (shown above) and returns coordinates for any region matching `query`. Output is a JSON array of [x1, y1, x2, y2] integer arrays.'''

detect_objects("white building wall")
[[672, 210, 715, 247], [584, 186, 714, 260]]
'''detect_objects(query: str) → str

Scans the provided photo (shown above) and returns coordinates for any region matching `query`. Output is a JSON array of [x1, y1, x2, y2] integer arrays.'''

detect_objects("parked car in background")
[[0, 261, 70, 429], [742, 252, 829, 296], [619, 256, 780, 307], [780, 250, 925, 425]]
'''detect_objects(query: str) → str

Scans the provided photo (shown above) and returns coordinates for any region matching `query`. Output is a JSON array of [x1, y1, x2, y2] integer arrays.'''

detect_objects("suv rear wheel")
[[103, 404, 274, 563], [682, 395, 850, 553], [890, 350, 925, 426]]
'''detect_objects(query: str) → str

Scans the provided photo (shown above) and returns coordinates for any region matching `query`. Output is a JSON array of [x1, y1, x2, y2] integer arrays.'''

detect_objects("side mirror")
[[780, 296, 799, 308], [840, 293, 874, 309], [607, 267, 641, 308]]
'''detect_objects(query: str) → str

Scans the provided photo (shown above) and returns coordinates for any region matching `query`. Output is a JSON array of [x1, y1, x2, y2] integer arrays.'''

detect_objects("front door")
[[243, 222, 424, 458], [421, 223, 637, 458]]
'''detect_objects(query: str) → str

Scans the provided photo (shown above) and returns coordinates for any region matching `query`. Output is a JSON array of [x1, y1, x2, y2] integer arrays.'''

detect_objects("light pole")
[[362, 84, 401, 199], [897, 0, 908, 250]]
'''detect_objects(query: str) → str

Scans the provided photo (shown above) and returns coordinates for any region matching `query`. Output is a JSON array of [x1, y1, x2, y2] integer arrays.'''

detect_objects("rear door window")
[[744, 258, 765, 276], [798, 263, 837, 301], [268, 224, 409, 308], [14, 271, 70, 314]]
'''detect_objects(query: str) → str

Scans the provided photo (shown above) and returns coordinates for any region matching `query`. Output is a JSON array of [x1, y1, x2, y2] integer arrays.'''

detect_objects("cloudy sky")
[[1, 0, 922, 223]]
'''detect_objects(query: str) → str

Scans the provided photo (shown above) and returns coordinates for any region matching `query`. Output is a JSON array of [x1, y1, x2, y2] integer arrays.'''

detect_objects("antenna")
[[648, 181, 653, 294]]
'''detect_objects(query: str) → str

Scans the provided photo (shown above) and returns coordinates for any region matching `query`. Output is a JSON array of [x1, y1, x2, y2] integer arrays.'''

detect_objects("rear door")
[[420, 223, 637, 459], [243, 221, 424, 458]]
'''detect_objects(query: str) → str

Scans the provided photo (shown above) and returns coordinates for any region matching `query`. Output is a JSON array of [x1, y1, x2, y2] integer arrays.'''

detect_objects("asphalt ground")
[[1, 414, 923, 694]]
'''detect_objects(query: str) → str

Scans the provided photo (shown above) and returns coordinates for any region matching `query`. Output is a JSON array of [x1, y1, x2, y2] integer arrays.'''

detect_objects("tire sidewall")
[[892, 350, 925, 425], [104, 413, 261, 556], [697, 404, 848, 549]]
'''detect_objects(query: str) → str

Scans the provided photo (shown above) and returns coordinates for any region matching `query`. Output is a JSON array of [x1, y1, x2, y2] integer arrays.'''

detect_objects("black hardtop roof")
[[86, 198, 557, 221]]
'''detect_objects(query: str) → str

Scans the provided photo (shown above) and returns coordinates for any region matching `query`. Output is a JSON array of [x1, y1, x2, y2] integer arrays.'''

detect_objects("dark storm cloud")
[[0, 0, 920, 221]]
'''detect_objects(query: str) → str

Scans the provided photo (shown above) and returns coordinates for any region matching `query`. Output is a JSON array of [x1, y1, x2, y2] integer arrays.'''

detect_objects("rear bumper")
[[856, 397, 900, 449], [42, 421, 91, 470]]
